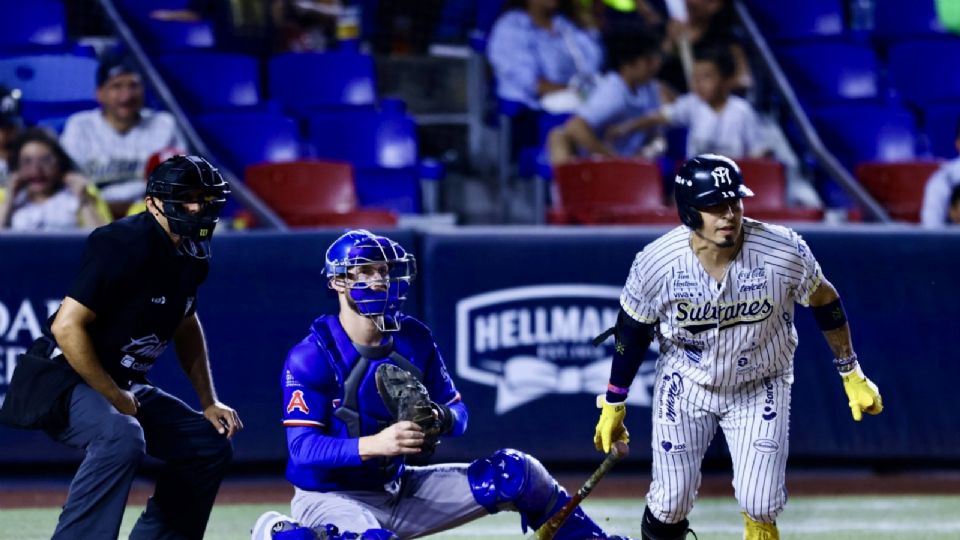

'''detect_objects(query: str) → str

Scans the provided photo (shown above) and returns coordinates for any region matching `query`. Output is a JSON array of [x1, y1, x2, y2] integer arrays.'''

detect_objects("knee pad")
[[466, 448, 560, 518], [642, 507, 691, 540], [466, 449, 605, 539]]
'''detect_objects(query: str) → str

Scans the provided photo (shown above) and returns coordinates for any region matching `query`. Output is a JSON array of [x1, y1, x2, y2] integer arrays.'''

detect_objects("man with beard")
[[592, 154, 883, 539]]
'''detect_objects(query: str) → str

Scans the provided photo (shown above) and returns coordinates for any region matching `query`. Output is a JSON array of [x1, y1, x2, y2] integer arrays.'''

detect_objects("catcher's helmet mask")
[[325, 229, 417, 332], [146, 155, 230, 259], [674, 153, 754, 230]]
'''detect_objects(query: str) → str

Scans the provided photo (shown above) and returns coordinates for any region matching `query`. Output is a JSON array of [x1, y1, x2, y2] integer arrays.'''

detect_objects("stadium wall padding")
[[1, 227, 957, 465]]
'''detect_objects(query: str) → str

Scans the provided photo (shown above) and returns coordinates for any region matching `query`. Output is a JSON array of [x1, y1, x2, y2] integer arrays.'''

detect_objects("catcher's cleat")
[[742, 512, 779, 540]]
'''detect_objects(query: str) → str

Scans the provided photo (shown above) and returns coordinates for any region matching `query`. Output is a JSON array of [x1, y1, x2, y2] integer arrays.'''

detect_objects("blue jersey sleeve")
[[282, 340, 335, 430]]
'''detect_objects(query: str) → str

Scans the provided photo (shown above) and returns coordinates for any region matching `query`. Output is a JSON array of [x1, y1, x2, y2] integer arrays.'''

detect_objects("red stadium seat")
[[245, 160, 398, 228], [855, 161, 942, 223], [737, 158, 824, 223], [550, 158, 671, 224]]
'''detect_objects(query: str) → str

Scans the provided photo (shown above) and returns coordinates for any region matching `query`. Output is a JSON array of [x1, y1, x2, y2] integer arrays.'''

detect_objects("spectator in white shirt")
[[921, 120, 960, 227], [60, 54, 186, 208], [604, 45, 770, 159], [0, 128, 109, 231]]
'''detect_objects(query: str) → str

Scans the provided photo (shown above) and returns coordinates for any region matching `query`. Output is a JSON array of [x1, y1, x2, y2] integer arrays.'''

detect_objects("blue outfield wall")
[[1, 226, 958, 465]]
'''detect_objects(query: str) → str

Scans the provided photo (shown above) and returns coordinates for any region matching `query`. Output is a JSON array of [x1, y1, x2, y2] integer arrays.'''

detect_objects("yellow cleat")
[[742, 512, 779, 540]]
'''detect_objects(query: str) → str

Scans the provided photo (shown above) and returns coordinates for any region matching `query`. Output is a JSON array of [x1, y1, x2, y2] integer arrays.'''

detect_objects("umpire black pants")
[[51, 383, 233, 540]]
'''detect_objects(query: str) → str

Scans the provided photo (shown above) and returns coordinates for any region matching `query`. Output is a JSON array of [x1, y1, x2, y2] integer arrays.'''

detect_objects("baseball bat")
[[527, 441, 630, 540]]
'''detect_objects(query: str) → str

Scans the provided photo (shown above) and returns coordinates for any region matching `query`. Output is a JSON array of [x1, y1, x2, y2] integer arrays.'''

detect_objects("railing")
[[734, 0, 891, 222], [96, 0, 288, 230]]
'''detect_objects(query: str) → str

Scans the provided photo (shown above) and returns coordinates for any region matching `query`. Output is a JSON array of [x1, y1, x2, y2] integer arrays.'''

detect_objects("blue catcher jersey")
[[281, 314, 461, 492]]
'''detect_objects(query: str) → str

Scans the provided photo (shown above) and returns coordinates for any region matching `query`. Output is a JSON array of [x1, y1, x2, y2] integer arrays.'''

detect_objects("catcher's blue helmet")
[[674, 154, 754, 229], [325, 230, 416, 332], [146, 155, 229, 259]]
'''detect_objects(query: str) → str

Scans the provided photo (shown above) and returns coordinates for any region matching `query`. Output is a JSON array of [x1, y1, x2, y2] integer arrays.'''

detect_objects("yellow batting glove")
[[594, 395, 629, 453], [841, 365, 883, 421]]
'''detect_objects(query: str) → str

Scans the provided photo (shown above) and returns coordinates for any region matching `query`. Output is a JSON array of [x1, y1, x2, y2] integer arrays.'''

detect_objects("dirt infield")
[[2, 470, 959, 509]]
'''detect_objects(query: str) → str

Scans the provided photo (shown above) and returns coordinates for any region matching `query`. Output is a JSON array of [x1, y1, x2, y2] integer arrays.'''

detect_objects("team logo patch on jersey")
[[660, 440, 687, 454], [455, 284, 658, 414], [674, 297, 775, 334], [286, 390, 310, 414], [655, 372, 684, 425], [753, 439, 780, 453], [761, 378, 778, 421]]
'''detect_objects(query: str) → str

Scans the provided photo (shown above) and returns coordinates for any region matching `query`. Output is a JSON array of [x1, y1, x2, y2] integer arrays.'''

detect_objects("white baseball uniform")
[[620, 218, 823, 524]]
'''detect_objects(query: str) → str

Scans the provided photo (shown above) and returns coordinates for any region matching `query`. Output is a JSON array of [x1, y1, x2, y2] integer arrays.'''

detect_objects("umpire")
[[0, 155, 242, 539]]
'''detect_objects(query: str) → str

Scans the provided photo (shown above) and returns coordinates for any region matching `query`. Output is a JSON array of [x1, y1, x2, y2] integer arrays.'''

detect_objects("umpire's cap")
[[674, 153, 754, 229]]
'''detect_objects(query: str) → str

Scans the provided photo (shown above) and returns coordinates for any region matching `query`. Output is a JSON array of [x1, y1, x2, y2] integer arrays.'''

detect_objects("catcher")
[[252, 229, 633, 540]]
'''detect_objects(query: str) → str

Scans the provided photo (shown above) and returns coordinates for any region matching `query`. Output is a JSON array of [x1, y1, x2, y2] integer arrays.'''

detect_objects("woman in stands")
[[0, 128, 109, 231], [487, 0, 604, 111]]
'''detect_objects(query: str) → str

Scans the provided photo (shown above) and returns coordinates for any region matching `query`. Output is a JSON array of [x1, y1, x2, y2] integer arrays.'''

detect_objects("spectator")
[[950, 184, 960, 225], [606, 46, 769, 159], [547, 26, 665, 164], [0, 85, 23, 186], [659, 0, 752, 97], [272, 0, 341, 52], [920, 120, 960, 227], [487, 0, 604, 111], [0, 128, 109, 231], [60, 54, 186, 210]]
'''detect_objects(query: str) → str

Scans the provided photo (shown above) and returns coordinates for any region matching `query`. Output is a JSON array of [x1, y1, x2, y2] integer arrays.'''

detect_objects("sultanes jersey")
[[620, 219, 822, 387]]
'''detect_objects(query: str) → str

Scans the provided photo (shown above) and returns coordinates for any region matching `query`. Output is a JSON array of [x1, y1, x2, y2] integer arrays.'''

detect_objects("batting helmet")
[[325, 229, 417, 332], [146, 155, 230, 259], [674, 154, 754, 229]]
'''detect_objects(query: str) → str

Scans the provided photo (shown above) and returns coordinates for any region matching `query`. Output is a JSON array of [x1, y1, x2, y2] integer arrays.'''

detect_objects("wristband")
[[833, 353, 858, 375]]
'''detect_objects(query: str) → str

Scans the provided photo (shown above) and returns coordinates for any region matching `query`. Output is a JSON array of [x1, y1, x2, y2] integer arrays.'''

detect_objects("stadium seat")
[[0, 0, 65, 51], [888, 39, 960, 106], [874, 0, 946, 40], [549, 158, 675, 224], [923, 103, 960, 158], [737, 158, 824, 222], [195, 111, 303, 174], [156, 52, 260, 112], [306, 107, 421, 213], [245, 160, 398, 228], [855, 161, 941, 222], [743, 0, 843, 41], [811, 104, 918, 167], [0, 54, 98, 124], [269, 52, 376, 114], [777, 42, 880, 104], [138, 19, 215, 51]]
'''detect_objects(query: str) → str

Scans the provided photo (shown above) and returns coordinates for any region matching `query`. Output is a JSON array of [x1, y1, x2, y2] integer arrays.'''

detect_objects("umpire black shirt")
[[61, 212, 209, 387]]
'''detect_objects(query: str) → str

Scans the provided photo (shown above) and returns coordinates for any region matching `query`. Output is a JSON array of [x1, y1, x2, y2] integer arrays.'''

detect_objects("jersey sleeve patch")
[[286, 389, 311, 414]]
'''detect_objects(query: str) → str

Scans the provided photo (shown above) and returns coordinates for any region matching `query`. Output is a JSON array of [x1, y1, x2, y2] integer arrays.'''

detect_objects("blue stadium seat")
[[114, 0, 191, 19], [156, 52, 260, 112], [306, 108, 421, 212], [268, 52, 376, 114], [923, 104, 960, 158], [0, 54, 97, 124], [874, 0, 946, 40], [195, 111, 303, 174], [888, 39, 960, 106], [777, 42, 880, 104], [743, 0, 843, 41], [139, 19, 215, 51], [811, 104, 918, 167], [0, 0, 65, 51]]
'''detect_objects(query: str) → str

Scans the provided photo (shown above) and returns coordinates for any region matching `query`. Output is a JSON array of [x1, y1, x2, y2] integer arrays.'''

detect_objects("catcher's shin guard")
[[742, 512, 779, 540], [466, 448, 607, 539]]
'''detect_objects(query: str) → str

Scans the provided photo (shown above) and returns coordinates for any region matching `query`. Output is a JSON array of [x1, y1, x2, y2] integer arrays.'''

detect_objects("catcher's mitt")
[[375, 364, 443, 440]]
